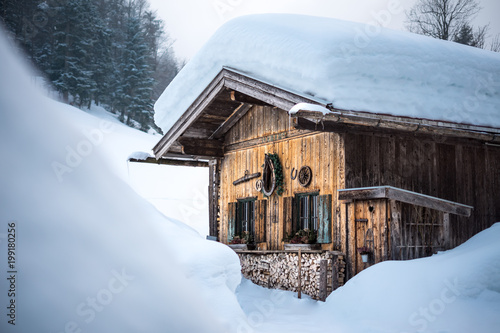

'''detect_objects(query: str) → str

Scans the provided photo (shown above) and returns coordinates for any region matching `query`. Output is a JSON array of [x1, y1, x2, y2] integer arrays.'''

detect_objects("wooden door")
[[268, 195, 280, 249], [354, 201, 375, 274]]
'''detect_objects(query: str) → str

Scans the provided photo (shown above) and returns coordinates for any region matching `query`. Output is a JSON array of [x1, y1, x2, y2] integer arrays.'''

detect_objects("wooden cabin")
[[151, 15, 500, 298]]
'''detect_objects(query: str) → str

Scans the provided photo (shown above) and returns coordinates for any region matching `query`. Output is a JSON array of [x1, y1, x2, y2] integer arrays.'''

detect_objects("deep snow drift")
[[155, 14, 500, 134], [235, 223, 500, 333], [0, 32, 244, 332], [318, 222, 500, 333]]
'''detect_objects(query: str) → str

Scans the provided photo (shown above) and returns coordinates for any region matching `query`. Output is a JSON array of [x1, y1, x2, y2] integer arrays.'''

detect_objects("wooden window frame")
[[295, 192, 320, 232], [283, 193, 332, 244], [236, 197, 257, 239]]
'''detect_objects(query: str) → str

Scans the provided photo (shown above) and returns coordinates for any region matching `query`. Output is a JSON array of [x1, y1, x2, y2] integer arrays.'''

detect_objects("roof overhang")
[[154, 68, 500, 161], [153, 67, 322, 160], [291, 109, 500, 145]]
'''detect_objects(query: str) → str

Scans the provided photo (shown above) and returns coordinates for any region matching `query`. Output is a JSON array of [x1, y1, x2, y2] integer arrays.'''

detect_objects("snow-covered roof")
[[154, 14, 500, 134]]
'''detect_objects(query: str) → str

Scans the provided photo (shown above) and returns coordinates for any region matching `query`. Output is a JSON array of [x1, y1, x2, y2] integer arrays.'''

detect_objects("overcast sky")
[[148, 0, 500, 60]]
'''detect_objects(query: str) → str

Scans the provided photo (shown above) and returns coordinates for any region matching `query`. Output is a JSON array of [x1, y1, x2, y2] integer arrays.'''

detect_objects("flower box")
[[284, 243, 321, 251], [228, 244, 256, 251]]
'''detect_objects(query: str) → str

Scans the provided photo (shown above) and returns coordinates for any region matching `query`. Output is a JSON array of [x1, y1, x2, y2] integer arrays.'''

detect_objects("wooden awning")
[[338, 186, 473, 217]]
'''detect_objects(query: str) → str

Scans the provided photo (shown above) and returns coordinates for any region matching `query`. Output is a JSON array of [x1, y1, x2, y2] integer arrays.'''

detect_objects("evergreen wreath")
[[267, 153, 284, 196]]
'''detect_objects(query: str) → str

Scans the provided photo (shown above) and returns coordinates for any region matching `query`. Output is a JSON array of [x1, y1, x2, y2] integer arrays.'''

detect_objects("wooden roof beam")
[[128, 157, 209, 167], [153, 72, 226, 158], [230, 90, 271, 106], [209, 103, 252, 139], [178, 137, 224, 158]]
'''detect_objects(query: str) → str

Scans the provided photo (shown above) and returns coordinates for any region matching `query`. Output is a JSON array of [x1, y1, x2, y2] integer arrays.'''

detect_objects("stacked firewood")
[[238, 252, 341, 300]]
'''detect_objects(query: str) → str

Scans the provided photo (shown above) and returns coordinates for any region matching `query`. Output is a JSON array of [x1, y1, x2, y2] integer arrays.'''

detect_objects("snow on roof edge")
[[154, 14, 500, 135]]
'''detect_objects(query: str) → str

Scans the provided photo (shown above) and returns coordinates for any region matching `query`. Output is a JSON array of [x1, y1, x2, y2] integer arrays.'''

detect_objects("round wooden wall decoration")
[[262, 156, 276, 196], [255, 179, 263, 192], [298, 166, 312, 187]]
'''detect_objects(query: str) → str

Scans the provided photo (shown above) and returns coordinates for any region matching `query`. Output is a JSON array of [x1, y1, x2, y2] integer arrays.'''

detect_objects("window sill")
[[284, 243, 321, 251], [228, 244, 256, 251]]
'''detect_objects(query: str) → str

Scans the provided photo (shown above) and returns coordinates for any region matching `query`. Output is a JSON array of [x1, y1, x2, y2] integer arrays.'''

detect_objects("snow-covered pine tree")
[[0, 0, 39, 55], [89, 3, 114, 108], [0, 0, 180, 132], [453, 23, 487, 48], [51, 0, 99, 106], [454, 24, 475, 45], [116, 15, 154, 131]]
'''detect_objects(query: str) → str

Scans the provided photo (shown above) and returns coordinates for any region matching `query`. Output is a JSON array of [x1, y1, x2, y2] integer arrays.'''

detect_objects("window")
[[237, 198, 255, 237], [297, 192, 319, 231], [228, 199, 266, 243], [283, 193, 332, 244]]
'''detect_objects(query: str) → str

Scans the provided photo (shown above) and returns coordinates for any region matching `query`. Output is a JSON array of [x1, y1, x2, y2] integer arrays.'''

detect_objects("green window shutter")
[[227, 202, 237, 242], [292, 196, 298, 233], [283, 196, 297, 239], [317, 194, 332, 243], [236, 201, 242, 237], [254, 200, 267, 243]]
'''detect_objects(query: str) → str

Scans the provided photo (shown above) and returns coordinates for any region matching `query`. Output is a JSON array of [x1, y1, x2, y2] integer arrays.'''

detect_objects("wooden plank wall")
[[347, 197, 458, 277], [344, 133, 500, 249], [219, 106, 345, 250], [397, 203, 444, 260], [345, 199, 388, 277]]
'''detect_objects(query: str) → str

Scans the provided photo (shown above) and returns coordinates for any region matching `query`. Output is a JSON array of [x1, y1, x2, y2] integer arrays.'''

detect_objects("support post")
[[389, 200, 401, 260], [297, 249, 302, 299], [208, 159, 220, 239], [443, 212, 450, 249], [319, 259, 327, 301], [331, 254, 339, 291]]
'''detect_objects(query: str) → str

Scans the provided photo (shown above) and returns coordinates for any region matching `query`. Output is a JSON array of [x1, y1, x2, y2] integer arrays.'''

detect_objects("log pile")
[[238, 252, 345, 300]]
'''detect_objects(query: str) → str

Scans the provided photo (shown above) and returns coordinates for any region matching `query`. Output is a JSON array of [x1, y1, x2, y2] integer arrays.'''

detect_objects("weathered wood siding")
[[219, 105, 345, 250], [344, 197, 451, 277], [393, 202, 446, 260], [218, 106, 499, 279], [344, 199, 388, 276], [344, 133, 500, 249]]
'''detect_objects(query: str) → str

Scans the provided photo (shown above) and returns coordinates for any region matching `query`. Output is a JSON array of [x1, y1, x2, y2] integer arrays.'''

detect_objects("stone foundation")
[[236, 250, 345, 300]]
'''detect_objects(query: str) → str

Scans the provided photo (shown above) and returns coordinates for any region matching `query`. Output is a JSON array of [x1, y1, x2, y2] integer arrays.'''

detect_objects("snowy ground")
[[1, 28, 500, 333], [235, 222, 500, 333]]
